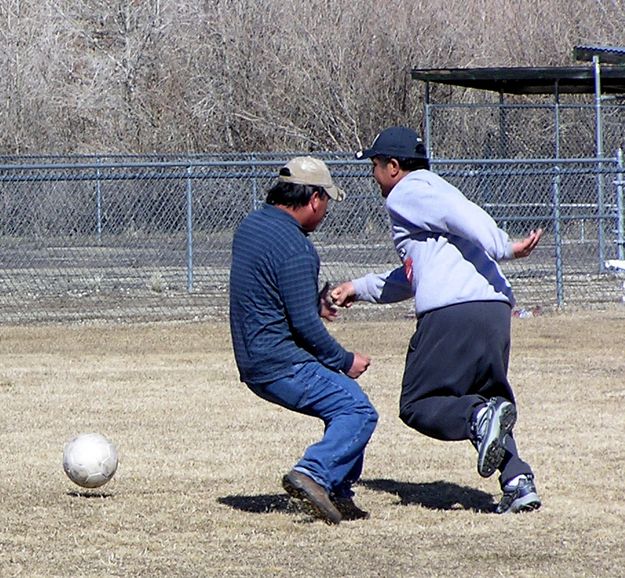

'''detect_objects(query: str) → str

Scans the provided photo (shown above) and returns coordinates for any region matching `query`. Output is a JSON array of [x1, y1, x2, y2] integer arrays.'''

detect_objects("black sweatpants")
[[399, 300, 532, 483]]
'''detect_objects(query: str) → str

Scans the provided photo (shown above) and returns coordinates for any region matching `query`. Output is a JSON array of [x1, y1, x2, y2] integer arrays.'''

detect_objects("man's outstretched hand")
[[513, 228, 543, 259]]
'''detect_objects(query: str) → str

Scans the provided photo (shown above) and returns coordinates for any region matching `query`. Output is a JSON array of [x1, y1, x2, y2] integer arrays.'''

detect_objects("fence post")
[[252, 156, 260, 210], [186, 165, 194, 293], [552, 165, 564, 307], [95, 158, 102, 243], [593, 56, 606, 272], [617, 148, 625, 261]]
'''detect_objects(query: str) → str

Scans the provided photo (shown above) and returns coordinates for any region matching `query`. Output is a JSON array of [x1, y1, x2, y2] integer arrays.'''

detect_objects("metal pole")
[[552, 84, 564, 306], [593, 55, 606, 272], [424, 81, 432, 159], [617, 148, 625, 260], [186, 166, 193, 293], [499, 91, 507, 157], [96, 158, 102, 243], [552, 166, 564, 307], [594, 56, 603, 158], [554, 81, 560, 160], [252, 156, 260, 211]]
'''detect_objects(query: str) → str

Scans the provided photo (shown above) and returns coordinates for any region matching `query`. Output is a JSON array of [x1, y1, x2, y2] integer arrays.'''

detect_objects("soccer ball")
[[63, 432, 119, 489]]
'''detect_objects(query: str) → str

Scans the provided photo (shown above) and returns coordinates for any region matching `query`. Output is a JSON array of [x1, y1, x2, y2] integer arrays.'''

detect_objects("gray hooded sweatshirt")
[[352, 169, 516, 315]]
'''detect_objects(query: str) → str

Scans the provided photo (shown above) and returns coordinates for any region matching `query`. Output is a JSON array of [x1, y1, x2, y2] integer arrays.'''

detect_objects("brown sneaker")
[[282, 470, 342, 525], [331, 496, 370, 521]]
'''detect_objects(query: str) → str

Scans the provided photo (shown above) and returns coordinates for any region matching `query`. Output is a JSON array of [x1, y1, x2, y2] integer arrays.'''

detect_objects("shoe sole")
[[478, 401, 517, 478], [282, 474, 342, 525]]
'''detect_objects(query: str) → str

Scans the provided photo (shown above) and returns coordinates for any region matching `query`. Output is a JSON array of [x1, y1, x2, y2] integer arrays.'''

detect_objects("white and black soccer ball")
[[63, 432, 119, 489]]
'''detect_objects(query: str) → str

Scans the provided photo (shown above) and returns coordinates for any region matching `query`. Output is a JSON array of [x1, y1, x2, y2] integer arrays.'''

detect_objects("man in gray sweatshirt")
[[331, 126, 542, 514]]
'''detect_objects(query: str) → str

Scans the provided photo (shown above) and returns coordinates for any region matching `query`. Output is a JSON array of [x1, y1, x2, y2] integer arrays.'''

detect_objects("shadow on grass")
[[361, 478, 496, 513], [218, 479, 495, 515], [217, 494, 292, 514], [67, 490, 115, 499]]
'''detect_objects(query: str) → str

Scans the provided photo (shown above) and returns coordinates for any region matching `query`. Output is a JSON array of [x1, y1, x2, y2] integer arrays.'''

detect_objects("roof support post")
[[552, 80, 564, 306], [553, 80, 560, 159], [498, 91, 507, 157], [423, 81, 432, 159]]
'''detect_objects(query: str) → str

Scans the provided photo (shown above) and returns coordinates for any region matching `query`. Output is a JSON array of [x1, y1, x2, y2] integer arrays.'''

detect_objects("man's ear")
[[388, 158, 402, 177], [310, 189, 324, 210]]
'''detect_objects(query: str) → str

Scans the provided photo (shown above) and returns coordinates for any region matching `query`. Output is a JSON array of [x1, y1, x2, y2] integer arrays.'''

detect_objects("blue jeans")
[[248, 362, 378, 497]]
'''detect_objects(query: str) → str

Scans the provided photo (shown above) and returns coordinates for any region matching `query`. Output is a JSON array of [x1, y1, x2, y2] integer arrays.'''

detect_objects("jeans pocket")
[[248, 366, 310, 411]]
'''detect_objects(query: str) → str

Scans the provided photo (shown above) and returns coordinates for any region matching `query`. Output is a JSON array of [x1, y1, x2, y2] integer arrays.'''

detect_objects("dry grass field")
[[1, 307, 624, 577]]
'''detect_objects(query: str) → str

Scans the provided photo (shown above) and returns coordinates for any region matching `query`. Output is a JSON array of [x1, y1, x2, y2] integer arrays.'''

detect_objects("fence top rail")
[[434, 156, 620, 165], [0, 155, 620, 173], [427, 101, 625, 110]]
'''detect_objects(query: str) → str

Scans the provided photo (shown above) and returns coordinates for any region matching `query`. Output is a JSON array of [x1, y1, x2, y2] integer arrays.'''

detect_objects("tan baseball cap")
[[278, 156, 345, 202]]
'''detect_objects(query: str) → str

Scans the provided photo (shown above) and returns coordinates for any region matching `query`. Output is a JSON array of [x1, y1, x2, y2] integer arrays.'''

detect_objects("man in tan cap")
[[229, 157, 378, 525]]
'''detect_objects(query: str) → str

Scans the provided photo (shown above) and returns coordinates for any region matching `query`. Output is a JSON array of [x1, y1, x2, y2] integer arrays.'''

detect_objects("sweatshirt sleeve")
[[277, 251, 354, 374], [352, 266, 414, 304]]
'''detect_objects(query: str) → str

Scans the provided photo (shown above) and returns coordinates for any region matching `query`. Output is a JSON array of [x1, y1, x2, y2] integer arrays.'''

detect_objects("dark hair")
[[377, 155, 430, 171], [265, 181, 327, 208]]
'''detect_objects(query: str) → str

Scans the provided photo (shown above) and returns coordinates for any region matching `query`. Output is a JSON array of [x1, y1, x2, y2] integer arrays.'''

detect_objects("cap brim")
[[325, 185, 345, 202], [355, 149, 375, 160]]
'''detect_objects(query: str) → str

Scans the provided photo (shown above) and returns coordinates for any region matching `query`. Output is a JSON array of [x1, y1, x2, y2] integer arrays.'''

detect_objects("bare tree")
[[0, 0, 624, 153]]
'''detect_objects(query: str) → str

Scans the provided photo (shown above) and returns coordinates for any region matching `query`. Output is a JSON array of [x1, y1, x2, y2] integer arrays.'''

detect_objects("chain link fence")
[[426, 101, 625, 159], [1, 149, 624, 324]]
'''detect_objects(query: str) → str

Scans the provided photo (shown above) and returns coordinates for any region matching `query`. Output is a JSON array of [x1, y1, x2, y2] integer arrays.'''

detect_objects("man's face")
[[371, 157, 397, 198], [302, 190, 329, 232]]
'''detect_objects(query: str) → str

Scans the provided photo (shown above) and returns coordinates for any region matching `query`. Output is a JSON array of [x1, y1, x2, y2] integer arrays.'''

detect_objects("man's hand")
[[347, 352, 371, 378], [330, 281, 357, 308], [513, 228, 543, 259], [319, 283, 338, 322]]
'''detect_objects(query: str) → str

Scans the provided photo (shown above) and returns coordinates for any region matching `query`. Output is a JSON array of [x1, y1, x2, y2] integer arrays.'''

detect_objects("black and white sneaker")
[[471, 397, 517, 478], [496, 474, 542, 514]]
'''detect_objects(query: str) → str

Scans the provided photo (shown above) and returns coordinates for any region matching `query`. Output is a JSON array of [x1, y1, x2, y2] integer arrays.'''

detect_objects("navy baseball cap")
[[356, 126, 428, 160]]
